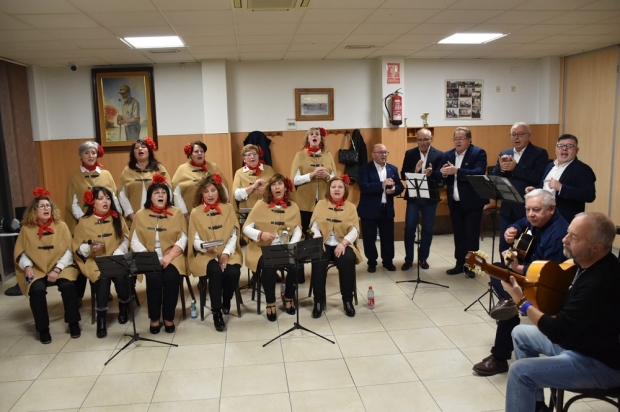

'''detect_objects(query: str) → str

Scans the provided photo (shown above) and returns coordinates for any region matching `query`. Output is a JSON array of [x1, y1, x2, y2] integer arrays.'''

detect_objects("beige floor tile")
[[460, 345, 500, 364], [220, 393, 291, 412], [409, 289, 464, 308], [0, 335, 21, 356], [102, 346, 169, 374], [584, 400, 617, 411], [369, 294, 419, 313], [286, 359, 354, 391], [277, 313, 334, 338], [423, 305, 486, 327], [355, 279, 408, 296], [221, 363, 288, 397], [224, 340, 283, 367], [83, 372, 160, 407], [225, 319, 280, 343], [389, 327, 455, 353], [281, 335, 343, 362], [374, 309, 434, 330], [440, 323, 497, 347], [327, 312, 385, 335], [164, 343, 225, 371], [80, 405, 150, 412], [358, 381, 441, 412], [290, 387, 365, 412], [0, 380, 32, 412], [60, 327, 126, 353], [40, 350, 112, 378], [171, 319, 227, 345], [11, 376, 97, 411], [152, 368, 222, 402], [336, 331, 400, 358], [0, 353, 55, 382], [149, 399, 220, 412], [346, 354, 419, 386], [487, 371, 510, 396], [424, 375, 506, 412], [404, 348, 475, 380], [3, 332, 70, 356]]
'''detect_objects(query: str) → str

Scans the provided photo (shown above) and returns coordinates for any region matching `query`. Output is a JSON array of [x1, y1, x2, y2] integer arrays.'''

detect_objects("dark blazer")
[[539, 158, 596, 223], [357, 161, 404, 220], [401, 146, 443, 203], [343, 129, 368, 184], [491, 143, 549, 218], [435, 144, 489, 211], [243, 131, 273, 167]]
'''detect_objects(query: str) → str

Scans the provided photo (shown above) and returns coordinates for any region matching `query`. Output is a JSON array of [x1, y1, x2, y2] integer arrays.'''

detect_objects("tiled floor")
[[0, 235, 615, 411]]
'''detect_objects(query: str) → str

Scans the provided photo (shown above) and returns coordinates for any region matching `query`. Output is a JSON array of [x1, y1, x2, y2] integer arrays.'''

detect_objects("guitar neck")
[[466, 251, 531, 288]]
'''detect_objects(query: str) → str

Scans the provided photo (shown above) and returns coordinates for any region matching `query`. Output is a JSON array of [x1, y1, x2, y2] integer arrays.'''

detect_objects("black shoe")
[[472, 354, 509, 376], [150, 321, 162, 334], [284, 298, 296, 315], [464, 267, 476, 279], [266, 304, 277, 322], [96, 312, 107, 338], [164, 322, 175, 333], [222, 299, 231, 315], [446, 265, 464, 275], [117, 303, 128, 324], [368, 264, 376, 273], [489, 298, 518, 321], [213, 310, 225, 332], [312, 302, 322, 318], [383, 263, 396, 271], [4, 284, 22, 296], [39, 329, 52, 344], [344, 301, 355, 317], [401, 262, 413, 271], [69, 322, 81, 338], [418, 260, 430, 270]]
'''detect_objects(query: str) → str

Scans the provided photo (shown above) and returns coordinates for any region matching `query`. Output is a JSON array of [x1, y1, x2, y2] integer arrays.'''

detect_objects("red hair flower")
[[143, 137, 156, 151], [318, 127, 326, 137], [284, 177, 294, 193], [32, 187, 51, 199], [97, 145, 104, 158], [341, 174, 351, 185], [83, 190, 94, 206], [211, 173, 222, 186], [258, 147, 264, 158], [183, 143, 192, 156], [152, 173, 167, 185]]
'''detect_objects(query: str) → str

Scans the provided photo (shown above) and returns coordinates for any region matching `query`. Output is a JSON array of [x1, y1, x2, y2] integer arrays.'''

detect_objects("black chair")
[[550, 387, 620, 411], [197, 276, 242, 320]]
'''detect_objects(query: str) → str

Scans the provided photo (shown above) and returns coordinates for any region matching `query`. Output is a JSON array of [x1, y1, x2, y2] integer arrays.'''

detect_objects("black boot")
[[96, 311, 107, 338], [343, 301, 355, 317], [312, 300, 322, 319], [118, 303, 128, 324], [213, 310, 225, 332]]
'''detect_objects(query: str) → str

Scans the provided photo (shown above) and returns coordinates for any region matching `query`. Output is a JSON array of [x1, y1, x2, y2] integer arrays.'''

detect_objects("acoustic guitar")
[[465, 251, 576, 315], [503, 230, 534, 267]]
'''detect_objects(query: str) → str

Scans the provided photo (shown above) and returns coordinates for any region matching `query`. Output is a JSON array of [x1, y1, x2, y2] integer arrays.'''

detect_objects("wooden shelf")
[[406, 126, 434, 139]]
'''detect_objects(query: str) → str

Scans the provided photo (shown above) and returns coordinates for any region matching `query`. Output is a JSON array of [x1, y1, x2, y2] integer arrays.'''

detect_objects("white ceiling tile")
[[408, 50, 454, 58], [14, 13, 99, 29], [163, 10, 234, 25], [567, 24, 620, 34], [511, 43, 565, 51], [484, 10, 566, 24], [99, 55, 154, 64], [534, 34, 602, 43], [194, 53, 240, 60], [89, 12, 169, 27], [595, 15, 620, 24], [185, 45, 238, 54], [234, 9, 305, 24], [544, 10, 620, 24], [515, 24, 580, 35], [578, 0, 620, 10], [94, 49, 154, 61], [69, 0, 157, 13], [464, 24, 530, 33], [284, 51, 329, 59], [185, 35, 237, 46], [309, 0, 384, 9], [325, 50, 375, 59], [0, 0, 78, 14], [493, 33, 553, 43], [5, 49, 96, 60], [365, 8, 440, 23], [444, 50, 490, 58], [19, 59, 65, 67], [42, 28, 115, 40], [239, 52, 285, 60], [53, 57, 111, 66], [381, 0, 458, 9], [449, 0, 529, 10], [0, 12, 32, 29], [238, 43, 288, 52], [406, 23, 476, 34], [481, 50, 532, 58], [352, 23, 417, 35], [153, 0, 232, 11], [0, 29, 59, 42], [367, 49, 410, 58], [292, 34, 347, 44], [296, 23, 359, 35], [423, 44, 474, 51], [0, 41, 78, 52], [69, 39, 128, 49], [376, 43, 428, 52], [236, 23, 298, 35], [237, 35, 292, 45], [515, 0, 597, 10], [142, 52, 197, 63], [288, 43, 337, 52], [302, 8, 373, 23], [342, 34, 401, 44], [394, 34, 446, 43], [173, 25, 236, 37], [426, 9, 504, 24]]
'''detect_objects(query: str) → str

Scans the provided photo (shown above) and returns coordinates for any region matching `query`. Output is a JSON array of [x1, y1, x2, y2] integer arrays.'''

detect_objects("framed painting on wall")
[[445, 80, 482, 120], [295, 88, 334, 121], [92, 67, 157, 150]]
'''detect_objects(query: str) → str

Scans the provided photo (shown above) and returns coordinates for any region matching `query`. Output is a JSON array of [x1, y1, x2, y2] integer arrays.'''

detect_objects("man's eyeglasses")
[[244, 153, 259, 158], [510, 132, 530, 138], [453, 137, 469, 141], [556, 143, 576, 150], [37, 204, 52, 209], [373, 151, 389, 155]]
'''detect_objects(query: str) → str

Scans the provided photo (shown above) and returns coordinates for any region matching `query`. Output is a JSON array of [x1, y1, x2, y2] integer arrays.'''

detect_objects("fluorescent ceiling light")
[[122, 36, 185, 49], [438, 33, 506, 44]]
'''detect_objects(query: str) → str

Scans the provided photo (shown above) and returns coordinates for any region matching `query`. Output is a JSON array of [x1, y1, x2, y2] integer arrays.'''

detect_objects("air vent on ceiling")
[[232, 0, 309, 10], [345, 45, 375, 50], [149, 49, 179, 54]]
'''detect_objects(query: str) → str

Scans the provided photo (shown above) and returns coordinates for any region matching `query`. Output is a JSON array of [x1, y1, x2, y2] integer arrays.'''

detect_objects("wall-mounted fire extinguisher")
[[384, 88, 402, 126]]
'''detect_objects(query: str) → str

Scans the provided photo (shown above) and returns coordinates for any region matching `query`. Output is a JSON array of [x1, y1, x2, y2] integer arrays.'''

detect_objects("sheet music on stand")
[[466, 175, 524, 204], [404, 172, 440, 201]]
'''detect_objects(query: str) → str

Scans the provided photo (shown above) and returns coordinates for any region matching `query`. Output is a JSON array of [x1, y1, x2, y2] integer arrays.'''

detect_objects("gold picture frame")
[[295, 88, 334, 121]]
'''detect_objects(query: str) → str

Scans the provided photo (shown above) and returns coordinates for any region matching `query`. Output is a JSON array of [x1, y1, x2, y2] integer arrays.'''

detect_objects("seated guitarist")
[[473, 189, 568, 377], [503, 212, 620, 412]]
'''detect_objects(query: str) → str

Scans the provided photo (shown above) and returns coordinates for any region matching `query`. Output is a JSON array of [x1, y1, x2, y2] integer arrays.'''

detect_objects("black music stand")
[[95, 252, 178, 365], [261, 238, 335, 347], [463, 175, 524, 314], [396, 173, 448, 299]]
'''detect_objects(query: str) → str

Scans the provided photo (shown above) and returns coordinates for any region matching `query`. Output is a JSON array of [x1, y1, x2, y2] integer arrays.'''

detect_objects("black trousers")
[[145, 264, 180, 322], [258, 256, 301, 303], [74, 272, 88, 299], [490, 262, 520, 361], [206, 260, 241, 311], [448, 201, 483, 265], [360, 204, 395, 266], [29, 277, 81, 332], [311, 244, 356, 302], [300, 210, 313, 237], [94, 276, 130, 311]]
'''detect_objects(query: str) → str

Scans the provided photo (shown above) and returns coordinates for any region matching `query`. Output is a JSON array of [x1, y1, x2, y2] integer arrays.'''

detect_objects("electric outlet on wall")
[[495, 86, 501, 92]]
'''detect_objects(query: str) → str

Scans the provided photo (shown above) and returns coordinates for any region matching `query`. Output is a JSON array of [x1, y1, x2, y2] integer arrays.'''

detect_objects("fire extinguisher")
[[384, 88, 403, 126]]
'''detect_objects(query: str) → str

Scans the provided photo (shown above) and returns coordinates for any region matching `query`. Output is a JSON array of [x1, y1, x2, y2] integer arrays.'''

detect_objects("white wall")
[[404, 58, 560, 127]]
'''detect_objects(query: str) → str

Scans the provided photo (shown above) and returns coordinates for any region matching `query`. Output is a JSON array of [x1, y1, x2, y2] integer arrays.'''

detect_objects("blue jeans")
[[404, 200, 438, 263], [506, 325, 620, 412]]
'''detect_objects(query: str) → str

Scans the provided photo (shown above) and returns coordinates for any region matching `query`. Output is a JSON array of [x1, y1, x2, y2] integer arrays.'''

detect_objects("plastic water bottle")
[[280, 280, 286, 299], [190, 300, 197, 319], [281, 227, 289, 244], [367, 286, 375, 309]]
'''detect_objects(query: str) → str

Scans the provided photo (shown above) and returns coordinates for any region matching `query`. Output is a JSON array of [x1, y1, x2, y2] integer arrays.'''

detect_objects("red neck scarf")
[[269, 199, 288, 209], [203, 199, 221, 214], [190, 160, 208, 173], [304, 145, 321, 156], [331, 199, 346, 210], [246, 162, 263, 176], [36, 218, 54, 239], [150, 205, 173, 216], [82, 162, 103, 171], [93, 210, 119, 221]]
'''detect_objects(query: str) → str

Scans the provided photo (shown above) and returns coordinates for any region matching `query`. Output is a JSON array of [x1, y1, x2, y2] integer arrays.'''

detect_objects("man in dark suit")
[[438, 127, 489, 277], [492, 122, 549, 254], [526, 134, 596, 224], [358, 144, 404, 272], [400, 128, 443, 270]]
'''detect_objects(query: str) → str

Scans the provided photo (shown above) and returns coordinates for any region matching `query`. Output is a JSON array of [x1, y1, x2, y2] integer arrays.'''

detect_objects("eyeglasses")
[[37, 204, 52, 209], [510, 132, 530, 138], [373, 151, 389, 155], [556, 143, 576, 150], [244, 153, 258, 158], [453, 137, 469, 141], [416, 138, 431, 143]]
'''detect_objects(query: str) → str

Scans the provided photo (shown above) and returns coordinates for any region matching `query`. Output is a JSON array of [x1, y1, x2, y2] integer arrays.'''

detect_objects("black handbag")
[[338, 133, 358, 165]]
